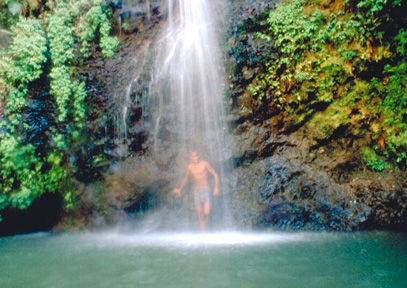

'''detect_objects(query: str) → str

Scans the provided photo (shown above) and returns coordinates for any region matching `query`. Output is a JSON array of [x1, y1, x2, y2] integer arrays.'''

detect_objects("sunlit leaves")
[[8, 18, 47, 83], [0, 0, 119, 219], [72, 81, 87, 125], [247, 0, 407, 168], [78, 0, 119, 58], [50, 65, 72, 121], [5, 85, 26, 126], [47, 5, 75, 66]]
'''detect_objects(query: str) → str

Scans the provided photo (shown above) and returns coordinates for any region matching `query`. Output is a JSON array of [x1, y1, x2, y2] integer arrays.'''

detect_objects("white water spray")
[[151, 0, 229, 165], [148, 0, 232, 229]]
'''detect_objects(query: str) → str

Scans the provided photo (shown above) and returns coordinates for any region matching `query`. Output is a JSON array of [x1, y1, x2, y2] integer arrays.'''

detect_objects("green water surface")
[[0, 231, 406, 288]]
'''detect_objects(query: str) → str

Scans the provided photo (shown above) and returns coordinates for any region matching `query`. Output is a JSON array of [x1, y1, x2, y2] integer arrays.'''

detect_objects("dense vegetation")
[[0, 0, 118, 221], [231, 0, 407, 171]]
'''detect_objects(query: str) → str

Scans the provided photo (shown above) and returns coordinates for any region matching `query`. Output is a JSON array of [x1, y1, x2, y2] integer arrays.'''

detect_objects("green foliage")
[[49, 66, 72, 121], [0, 135, 45, 209], [78, 0, 119, 58], [72, 81, 87, 125], [0, 0, 119, 220], [8, 18, 47, 83], [1, 18, 47, 128], [47, 5, 75, 66], [99, 21, 120, 58], [254, 0, 368, 108], [361, 148, 387, 171], [0, 1, 56, 35], [370, 28, 407, 167], [239, 0, 407, 169], [5, 86, 27, 126]]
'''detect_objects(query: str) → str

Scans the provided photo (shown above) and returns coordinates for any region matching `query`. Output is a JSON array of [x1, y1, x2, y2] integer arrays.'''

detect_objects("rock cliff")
[[56, 0, 406, 232]]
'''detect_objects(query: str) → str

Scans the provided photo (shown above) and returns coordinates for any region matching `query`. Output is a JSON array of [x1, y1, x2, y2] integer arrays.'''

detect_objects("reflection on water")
[[1, 231, 406, 288]]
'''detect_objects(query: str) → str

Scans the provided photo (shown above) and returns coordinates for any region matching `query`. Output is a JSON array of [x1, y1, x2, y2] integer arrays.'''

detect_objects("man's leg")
[[196, 205, 206, 231], [203, 202, 211, 217]]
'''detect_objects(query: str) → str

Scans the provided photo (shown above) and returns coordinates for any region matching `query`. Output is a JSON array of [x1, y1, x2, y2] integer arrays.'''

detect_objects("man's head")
[[190, 151, 200, 164]]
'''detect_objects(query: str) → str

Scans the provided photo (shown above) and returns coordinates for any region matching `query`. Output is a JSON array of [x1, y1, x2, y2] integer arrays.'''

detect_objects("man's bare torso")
[[188, 161, 210, 189]]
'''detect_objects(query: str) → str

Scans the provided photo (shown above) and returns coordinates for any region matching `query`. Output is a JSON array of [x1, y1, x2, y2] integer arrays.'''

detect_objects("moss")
[[361, 148, 388, 171], [231, 0, 407, 169]]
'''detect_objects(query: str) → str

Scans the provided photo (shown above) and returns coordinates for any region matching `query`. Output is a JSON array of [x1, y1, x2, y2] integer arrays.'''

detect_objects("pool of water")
[[1, 230, 406, 287]]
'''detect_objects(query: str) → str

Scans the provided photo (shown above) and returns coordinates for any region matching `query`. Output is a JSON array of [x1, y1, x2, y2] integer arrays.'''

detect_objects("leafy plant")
[[77, 0, 119, 58], [234, 0, 407, 168], [361, 148, 387, 171], [0, 0, 119, 221]]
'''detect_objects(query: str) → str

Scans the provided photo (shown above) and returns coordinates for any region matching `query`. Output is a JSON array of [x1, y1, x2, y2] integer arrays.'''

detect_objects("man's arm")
[[174, 167, 191, 195], [206, 162, 220, 196]]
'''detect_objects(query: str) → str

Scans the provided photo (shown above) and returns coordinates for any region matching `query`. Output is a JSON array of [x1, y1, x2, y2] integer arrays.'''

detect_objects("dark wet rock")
[[228, 134, 404, 231], [112, 0, 163, 34], [25, 96, 52, 147]]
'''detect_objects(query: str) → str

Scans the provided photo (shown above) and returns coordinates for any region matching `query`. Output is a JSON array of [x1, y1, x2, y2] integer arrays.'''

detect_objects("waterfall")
[[149, 0, 233, 229]]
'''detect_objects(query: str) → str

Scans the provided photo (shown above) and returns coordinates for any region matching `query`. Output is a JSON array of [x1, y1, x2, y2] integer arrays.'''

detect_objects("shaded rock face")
[[82, 0, 165, 158], [62, 0, 407, 232], [229, 138, 375, 231], [229, 129, 407, 231]]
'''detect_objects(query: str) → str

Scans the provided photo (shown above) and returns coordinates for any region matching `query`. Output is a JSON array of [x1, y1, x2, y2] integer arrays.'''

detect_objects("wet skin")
[[174, 152, 219, 231]]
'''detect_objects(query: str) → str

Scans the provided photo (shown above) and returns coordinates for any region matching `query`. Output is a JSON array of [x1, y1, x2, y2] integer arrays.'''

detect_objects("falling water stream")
[[150, 0, 228, 155], [146, 0, 233, 229], [149, 0, 231, 162]]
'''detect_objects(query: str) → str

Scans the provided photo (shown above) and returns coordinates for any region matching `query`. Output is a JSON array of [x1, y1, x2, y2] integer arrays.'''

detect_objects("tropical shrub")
[[0, 0, 119, 221]]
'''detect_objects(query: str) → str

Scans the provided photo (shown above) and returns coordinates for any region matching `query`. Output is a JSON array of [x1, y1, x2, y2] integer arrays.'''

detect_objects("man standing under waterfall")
[[174, 151, 220, 231]]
